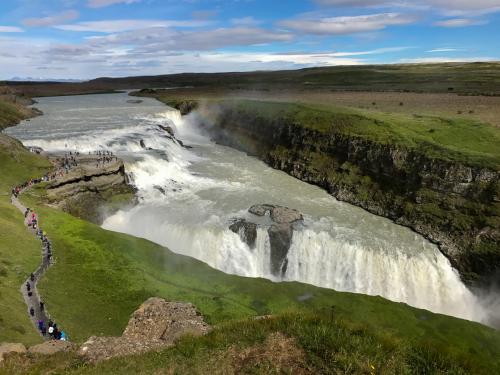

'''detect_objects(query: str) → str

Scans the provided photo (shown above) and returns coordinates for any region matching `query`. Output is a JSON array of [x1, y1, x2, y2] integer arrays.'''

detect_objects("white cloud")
[[22, 10, 79, 27], [399, 56, 495, 63], [280, 13, 416, 35], [55, 19, 209, 33], [314, 0, 500, 14], [87, 0, 140, 8], [434, 18, 488, 27], [88, 26, 293, 51], [231, 17, 261, 26], [426, 48, 464, 52], [0, 26, 24, 33]]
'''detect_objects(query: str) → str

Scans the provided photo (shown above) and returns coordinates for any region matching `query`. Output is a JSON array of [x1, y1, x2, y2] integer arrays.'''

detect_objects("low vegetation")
[[3, 311, 500, 374], [215, 99, 500, 170], [0, 133, 51, 345]]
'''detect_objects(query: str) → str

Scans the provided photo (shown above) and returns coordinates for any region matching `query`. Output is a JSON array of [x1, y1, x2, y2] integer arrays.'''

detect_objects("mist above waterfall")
[[6, 92, 498, 327]]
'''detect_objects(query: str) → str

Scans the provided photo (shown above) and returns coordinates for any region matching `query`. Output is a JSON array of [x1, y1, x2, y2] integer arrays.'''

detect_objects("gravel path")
[[11, 190, 53, 338]]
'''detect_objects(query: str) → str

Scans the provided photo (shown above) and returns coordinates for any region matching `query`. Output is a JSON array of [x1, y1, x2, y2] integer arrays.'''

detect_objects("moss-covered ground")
[[212, 99, 500, 170], [0, 134, 51, 345]]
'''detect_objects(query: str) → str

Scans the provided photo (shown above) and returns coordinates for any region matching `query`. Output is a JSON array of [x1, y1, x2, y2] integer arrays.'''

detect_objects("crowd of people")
[[12, 178, 68, 342], [90, 150, 118, 168]]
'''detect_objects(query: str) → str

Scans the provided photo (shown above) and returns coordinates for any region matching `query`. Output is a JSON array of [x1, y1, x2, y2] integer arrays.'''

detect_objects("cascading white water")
[[5, 92, 494, 325]]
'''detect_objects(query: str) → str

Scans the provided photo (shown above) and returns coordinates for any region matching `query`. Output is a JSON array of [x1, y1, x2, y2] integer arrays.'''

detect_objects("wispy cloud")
[[426, 48, 465, 52], [87, 0, 141, 8], [434, 18, 488, 27], [280, 13, 417, 35], [230, 17, 261, 26], [54, 19, 209, 33], [400, 56, 495, 63], [22, 10, 79, 27], [0, 26, 24, 33]]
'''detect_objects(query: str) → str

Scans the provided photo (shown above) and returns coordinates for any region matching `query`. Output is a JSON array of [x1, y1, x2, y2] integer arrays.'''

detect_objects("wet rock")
[[158, 125, 175, 138], [249, 204, 275, 217], [270, 206, 303, 224], [79, 298, 210, 362], [268, 223, 293, 276], [229, 219, 257, 249], [139, 139, 147, 149], [0, 343, 26, 362]]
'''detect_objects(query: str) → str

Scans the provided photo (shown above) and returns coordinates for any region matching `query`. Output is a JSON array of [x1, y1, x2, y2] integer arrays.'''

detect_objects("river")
[[5, 92, 493, 325]]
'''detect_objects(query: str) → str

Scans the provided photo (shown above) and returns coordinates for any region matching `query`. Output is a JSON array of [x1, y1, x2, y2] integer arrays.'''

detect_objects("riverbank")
[[146, 95, 499, 286], [1, 93, 500, 373]]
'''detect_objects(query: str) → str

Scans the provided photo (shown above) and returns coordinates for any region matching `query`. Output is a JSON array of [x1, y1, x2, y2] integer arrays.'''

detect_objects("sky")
[[0, 0, 499, 79]]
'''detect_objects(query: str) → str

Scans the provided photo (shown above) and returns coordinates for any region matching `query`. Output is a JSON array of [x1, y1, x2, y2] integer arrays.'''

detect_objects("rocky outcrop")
[[0, 343, 26, 363], [46, 156, 136, 224], [204, 103, 499, 285], [230, 204, 304, 277], [28, 341, 76, 355], [79, 298, 210, 362]]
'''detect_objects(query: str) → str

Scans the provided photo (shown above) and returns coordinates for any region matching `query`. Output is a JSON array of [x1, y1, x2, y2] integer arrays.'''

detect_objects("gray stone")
[[249, 204, 275, 217], [268, 223, 293, 276], [229, 219, 257, 249], [270, 206, 303, 224]]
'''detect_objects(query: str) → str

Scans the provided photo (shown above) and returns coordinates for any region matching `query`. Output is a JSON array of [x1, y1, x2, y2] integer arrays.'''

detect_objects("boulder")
[[249, 204, 275, 217], [229, 219, 258, 249], [79, 298, 210, 362], [270, 206, 303, 224], [0, 343, 26, 362]]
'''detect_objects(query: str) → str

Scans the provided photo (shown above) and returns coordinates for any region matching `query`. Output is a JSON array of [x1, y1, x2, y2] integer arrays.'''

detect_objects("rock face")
[[229, 219, 258, 249], [205, 103, 500, 285], [230, 204, 304, 277], [46, 156, 136, 224], [79, 298, 210, 362]]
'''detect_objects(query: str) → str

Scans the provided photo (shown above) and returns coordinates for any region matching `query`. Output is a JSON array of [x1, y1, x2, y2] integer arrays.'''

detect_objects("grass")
[[12, 182, 500, 372], [0, 100, 25, 130], [0, 134, 52, 345], [218, 99, 500, 170], [1, 95, 500, 372], [2, 311, 499, 374]]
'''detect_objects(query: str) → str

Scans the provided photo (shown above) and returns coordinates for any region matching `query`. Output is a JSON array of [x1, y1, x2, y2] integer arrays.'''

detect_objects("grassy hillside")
[[8, 180, 497, 372], [164, 97, 500, 170], [3, 312, 500, 374], [0, 134, 51, 345], [6, 62, 500, 98]]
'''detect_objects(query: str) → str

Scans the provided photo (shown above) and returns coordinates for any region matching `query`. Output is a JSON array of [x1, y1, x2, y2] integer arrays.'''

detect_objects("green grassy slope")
[[2, 312, 499, 374], [0, 134, 51, 345], [14, 185, 500, 372], [217, 99, 500, 170]]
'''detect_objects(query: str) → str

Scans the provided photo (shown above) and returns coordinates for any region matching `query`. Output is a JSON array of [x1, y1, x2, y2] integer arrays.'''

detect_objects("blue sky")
[[0, 0, 499, 79]]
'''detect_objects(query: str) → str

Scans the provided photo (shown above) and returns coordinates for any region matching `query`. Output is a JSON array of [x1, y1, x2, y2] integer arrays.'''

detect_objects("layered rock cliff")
[[46, 156, 136, 224], [184, 100, 499, 285]]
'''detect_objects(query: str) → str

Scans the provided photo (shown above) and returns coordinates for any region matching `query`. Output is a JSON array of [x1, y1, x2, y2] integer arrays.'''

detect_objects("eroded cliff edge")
[[171, 99, 499, 285]]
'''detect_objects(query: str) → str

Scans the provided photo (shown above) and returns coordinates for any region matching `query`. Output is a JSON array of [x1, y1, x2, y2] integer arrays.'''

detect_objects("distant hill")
[[4, 62, 500, 97]]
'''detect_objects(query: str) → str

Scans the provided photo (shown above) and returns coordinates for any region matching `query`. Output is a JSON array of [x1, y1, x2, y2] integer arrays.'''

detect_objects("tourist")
[[48, 325, 54, 337], [29, 307, 34, 317], [38, 320, 44, 330], [40, 301, 44, 311], [26, 281, 31, 292], [30, 273, 35, 282], [41, 325, 47, 336]]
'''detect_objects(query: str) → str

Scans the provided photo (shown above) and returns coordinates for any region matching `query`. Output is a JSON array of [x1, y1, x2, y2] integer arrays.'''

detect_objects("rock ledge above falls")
[[230, 204, 304, 277]]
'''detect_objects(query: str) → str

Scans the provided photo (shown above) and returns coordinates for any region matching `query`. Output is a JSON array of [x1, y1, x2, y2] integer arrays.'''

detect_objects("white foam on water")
[[6, 93, 495, 325]]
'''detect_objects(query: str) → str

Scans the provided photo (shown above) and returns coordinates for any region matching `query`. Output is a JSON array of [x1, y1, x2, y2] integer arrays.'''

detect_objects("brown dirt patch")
[[226, 332, 311, 374]]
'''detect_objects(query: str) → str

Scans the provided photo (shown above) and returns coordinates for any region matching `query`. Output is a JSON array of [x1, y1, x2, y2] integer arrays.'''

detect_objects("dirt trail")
[[11, 189, 53, 338]]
